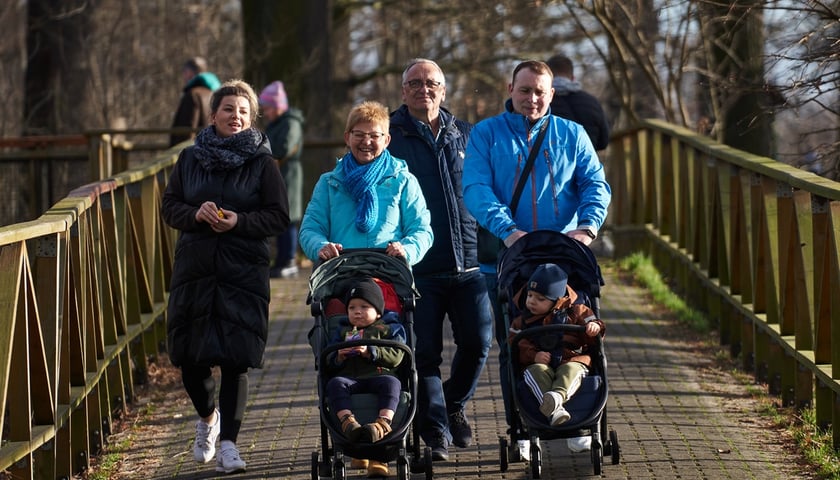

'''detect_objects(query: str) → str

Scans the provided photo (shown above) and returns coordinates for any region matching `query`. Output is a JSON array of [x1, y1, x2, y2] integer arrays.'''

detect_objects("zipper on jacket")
[[545, 149, 560, 218]]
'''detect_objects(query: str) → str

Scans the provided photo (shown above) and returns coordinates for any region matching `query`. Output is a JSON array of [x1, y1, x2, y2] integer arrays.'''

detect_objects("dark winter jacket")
[[264, 108, 305, 221], [388, 105, 478, 275], [550, 89, 611, 151], [170, 72, 221, 146], [162, 131, 290, 368], [323, 312, 407, 379]]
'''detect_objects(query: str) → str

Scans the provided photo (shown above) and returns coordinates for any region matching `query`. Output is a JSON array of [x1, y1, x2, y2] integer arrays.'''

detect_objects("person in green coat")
[[259, 81, 305, 277]]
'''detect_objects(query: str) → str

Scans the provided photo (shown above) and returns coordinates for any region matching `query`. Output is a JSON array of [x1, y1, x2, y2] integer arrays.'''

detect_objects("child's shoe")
[[340, 413, 364, 441], [364, 417, 392, 443], [366, 460, 389, 478], [540, 391, 570, 425]]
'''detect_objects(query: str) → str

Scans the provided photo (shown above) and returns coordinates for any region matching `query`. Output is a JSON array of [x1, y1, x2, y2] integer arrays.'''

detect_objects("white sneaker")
[[216, 440, 247, 474], [539, 391, 570, 425], [516, 439, 531, 462], [539, 391, 563, 417], [193, 409, 220, 463], [567, 435, 592, 453]]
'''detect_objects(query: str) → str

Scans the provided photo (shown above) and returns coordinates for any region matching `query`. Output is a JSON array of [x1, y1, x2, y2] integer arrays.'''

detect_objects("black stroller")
[[496, 230, 620, 477], [307, 250, 433, 480]]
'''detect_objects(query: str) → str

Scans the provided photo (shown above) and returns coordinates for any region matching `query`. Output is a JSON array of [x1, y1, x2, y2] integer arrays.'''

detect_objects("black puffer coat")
[[162, 138, 289, 368]]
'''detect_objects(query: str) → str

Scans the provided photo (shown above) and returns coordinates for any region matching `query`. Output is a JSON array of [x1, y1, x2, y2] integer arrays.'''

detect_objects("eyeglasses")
[[403, 79, 443, 91], [349, 130, 386, 141]]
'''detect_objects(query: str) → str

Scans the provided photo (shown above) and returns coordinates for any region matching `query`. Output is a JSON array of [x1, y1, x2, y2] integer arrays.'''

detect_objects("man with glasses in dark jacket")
[[388, 58, 493, 462]]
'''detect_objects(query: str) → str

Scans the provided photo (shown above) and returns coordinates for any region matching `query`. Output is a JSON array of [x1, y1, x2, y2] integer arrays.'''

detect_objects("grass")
[[618, 252, 840, 479]]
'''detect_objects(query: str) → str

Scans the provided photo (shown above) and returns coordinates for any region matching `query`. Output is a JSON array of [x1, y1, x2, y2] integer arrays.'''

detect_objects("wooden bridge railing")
[[3, 118, 838, 477], [0, 144, 179, 478], [609, 119, 840, 446]]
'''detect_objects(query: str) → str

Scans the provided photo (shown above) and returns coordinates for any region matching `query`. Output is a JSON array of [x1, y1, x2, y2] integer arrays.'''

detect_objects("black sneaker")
[[448, 410, 473, 448], [427, 431, 449, 461]]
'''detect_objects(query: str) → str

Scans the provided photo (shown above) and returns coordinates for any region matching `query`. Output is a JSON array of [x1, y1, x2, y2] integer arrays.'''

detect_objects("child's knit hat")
[[527, 263, 569, 301], [258, 81, 289, 112], [345, 278, 384, 315]]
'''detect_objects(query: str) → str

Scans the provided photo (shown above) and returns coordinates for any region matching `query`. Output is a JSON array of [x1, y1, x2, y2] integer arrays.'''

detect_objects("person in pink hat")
[[259, 81, 306, 278]]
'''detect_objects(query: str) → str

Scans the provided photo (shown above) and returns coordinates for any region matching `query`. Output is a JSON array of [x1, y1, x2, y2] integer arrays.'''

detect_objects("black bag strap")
[[509, 121, 549, 215]]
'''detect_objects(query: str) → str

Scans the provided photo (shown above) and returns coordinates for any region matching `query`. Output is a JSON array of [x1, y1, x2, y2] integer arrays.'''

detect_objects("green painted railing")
[[0, 141, 179, 478], [609, 119, 840, 446]]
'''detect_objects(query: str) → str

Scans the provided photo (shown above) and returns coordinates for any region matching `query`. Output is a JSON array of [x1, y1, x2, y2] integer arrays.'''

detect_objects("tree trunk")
[[700, 0, 775, 157]]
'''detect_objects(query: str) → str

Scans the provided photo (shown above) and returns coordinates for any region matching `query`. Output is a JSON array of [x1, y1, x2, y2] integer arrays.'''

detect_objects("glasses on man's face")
[[349, 130, 386, 141], [403, 79, 443, 91]]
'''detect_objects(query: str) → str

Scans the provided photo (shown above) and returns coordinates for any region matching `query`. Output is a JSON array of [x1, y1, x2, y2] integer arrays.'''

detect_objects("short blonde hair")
[[345, 101, 390, 133], [210, 79, 259, 123]]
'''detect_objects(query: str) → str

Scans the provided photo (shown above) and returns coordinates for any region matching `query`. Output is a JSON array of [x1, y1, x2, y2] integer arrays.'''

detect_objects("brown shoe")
[[340, 414, 363, 441], [350, 458, 369, 469], [364, 417, 393, 443], [366, 460, 389, 478]]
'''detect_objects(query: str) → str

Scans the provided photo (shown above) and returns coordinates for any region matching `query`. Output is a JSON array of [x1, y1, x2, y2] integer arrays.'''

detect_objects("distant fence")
[[608, 119, 840, 446]]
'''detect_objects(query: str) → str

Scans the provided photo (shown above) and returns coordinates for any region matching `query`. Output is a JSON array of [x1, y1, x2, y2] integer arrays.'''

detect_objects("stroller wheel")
[[396, 455, 410, 480], [310, 451, 319, 480], [609, 429, 621, 465], [529, 445, 541, 479], [424, 446, 434, 480], [591, 435, 603, 476], [499, 437, 509, 472], [332, 458, 346, 480]]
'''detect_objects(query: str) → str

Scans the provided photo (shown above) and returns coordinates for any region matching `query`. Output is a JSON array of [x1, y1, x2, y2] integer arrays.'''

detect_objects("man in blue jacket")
[[463, 59, 611, 457], [388, 58, 493, 462]]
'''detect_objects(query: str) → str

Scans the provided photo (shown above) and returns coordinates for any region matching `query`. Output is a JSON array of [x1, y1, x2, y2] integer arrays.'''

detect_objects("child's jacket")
[[508, 284, 605, 369], [323, 311, 406, 379]]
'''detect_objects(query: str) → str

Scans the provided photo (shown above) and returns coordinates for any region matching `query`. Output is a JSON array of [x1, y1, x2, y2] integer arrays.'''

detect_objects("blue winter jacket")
[[462, 99, 611, 240], [299, 154, 433, 266], [388, 105, 478, 275]]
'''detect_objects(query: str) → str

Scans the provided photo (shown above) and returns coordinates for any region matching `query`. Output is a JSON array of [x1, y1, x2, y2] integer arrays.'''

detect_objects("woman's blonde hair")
[[345, 101, 390, 133], [210, 79, 259, 123]]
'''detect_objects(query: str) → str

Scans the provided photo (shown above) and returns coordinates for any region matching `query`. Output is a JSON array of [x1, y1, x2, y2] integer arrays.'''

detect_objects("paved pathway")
[[113, 262, 816, 479]]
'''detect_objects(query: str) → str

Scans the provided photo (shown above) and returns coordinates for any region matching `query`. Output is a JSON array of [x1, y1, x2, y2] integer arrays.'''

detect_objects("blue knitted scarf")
[[340, 149, 393, 233]]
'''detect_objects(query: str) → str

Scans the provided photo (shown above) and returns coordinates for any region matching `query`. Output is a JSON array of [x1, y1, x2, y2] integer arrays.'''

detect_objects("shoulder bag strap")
[[509, 120, 549, 215]]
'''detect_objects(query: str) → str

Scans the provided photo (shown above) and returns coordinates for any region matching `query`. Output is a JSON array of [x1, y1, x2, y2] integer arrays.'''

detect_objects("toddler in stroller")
[[308, 250, 433, 480], [497, 230, 619, 477], [323, 278, 405, 477], [508, 263, 605, 426]]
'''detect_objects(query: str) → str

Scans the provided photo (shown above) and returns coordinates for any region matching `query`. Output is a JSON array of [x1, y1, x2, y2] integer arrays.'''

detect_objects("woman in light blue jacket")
[[300, 101, 433, 266]]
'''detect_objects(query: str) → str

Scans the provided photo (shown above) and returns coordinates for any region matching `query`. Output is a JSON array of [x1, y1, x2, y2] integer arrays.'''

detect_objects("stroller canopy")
[[497, 230, 604, 303], [307, 250, 419, 304]]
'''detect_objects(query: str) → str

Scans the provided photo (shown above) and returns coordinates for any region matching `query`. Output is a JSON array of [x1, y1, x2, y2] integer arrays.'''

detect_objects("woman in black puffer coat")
[[161, 79, 289, 473]]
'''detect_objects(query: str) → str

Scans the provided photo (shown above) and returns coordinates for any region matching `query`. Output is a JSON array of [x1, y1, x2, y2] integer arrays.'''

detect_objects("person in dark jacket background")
[[387, 58, 493, 461], [545, 54, 610, 151], [259, 80, 305, 278], [170, 56, 222, 147], [161, 79, 289, 474]]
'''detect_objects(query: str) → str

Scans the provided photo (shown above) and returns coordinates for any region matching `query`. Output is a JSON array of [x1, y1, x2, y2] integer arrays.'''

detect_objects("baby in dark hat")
[[508, 263, 605, 426], [323, 278, 406, 476]]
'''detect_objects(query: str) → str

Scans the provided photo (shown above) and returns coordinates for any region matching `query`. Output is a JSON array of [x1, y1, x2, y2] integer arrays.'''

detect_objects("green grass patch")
[[617, 252, 709, 333]]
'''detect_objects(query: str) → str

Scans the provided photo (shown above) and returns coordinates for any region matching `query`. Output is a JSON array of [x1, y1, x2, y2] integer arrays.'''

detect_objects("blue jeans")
[[483, 270, 514, 428], [413, 270, 493, 443]]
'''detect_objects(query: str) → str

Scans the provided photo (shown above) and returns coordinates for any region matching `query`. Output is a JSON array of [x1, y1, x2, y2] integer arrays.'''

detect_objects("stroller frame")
[[307, 250, 433, 480], [495, 230, 620, 477]]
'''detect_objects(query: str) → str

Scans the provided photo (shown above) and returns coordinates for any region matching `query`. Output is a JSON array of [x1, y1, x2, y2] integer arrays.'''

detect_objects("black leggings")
[[182, 364, 249, 442]]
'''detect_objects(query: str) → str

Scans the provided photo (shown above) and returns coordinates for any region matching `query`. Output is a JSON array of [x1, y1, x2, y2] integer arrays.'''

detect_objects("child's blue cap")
[[527, 263, 568, 301]]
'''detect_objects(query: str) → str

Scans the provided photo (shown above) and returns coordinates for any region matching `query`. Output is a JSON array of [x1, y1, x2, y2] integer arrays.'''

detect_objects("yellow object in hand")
[[217, 209, 225, 219]]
